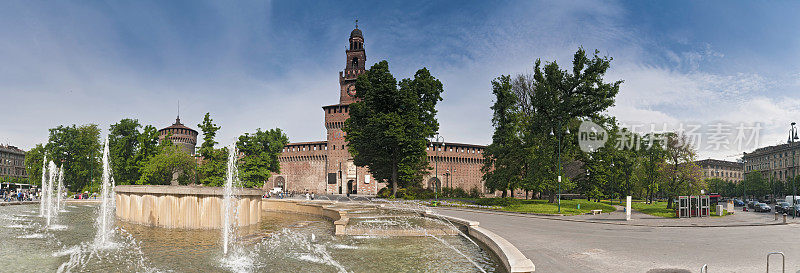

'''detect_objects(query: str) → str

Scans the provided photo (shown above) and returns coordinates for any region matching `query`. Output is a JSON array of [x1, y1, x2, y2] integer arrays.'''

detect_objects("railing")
[[766, 252, 784, 273]]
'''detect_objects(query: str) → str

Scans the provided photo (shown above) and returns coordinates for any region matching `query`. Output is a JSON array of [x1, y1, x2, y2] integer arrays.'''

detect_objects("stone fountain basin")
[[115, 185, 264, 229]]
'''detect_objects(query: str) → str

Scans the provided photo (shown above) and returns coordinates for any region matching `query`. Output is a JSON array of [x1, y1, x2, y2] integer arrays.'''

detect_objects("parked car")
[[748, 200, 758, 209], [755, 203, 771, 212], [777, 202, 791, 213], [790, 204, 800, 216], [735, 199, 745, 206]]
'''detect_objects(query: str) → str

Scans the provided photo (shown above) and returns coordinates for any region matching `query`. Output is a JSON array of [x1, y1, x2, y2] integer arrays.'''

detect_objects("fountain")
[[44, 161, 58, 226], [222, 143, 238, 255], [0, 141, 510, 272], [95, 135, 114, 247], [56, 166, 64, 212], [39, 155, 47, 217]]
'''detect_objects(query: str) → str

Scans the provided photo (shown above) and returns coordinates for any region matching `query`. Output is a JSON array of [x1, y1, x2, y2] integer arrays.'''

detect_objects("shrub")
[[377, 187, 392, 198], [377, 187, 437, 200], [442, 187, 470, 198], [395, 188, 408, 199], [469, 187, 482, 198]]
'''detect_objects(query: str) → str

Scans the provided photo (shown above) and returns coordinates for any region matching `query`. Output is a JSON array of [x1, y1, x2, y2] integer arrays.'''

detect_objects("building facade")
[[743, 142, 800, 181], [0, 145, 27, 179], [266, 26, 487, 195], [695, 159, 743, 183], [158, 117, 198, 155]]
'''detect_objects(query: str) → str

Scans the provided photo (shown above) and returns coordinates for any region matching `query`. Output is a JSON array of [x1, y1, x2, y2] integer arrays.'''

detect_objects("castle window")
[[352, 57, 358, 67]]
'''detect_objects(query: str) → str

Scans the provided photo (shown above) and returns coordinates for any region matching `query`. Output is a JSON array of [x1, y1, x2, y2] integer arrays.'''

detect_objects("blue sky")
[[2, 1, 800, 160]]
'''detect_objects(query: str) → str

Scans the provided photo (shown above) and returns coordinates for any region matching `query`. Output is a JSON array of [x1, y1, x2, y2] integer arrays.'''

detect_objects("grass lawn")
[[631, 202, 676, 218], [629, 202, 733, 218], [501, 199, 616, 215]]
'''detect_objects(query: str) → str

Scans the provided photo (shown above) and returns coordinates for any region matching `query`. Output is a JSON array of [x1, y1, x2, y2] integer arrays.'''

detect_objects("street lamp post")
[[550, 120, 570, 213], [742, 157, 747, 205], [789, 122, 798, 218]]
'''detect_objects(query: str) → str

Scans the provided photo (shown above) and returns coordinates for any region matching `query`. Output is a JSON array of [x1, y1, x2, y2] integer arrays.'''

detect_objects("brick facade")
[[158, 117, 198, 155], [266, 26, 487, 196]]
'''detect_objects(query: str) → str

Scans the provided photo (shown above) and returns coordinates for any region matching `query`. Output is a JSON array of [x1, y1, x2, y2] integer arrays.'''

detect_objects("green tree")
[[482, 75, 524, 197], [515, 48, 622, 202], [236, 128, 288, 188], [23, 144, 46, 186], [661, 132, 703, 209], [742, 171, 769, 199], [109, 119, 142, 185], [639, 133, 666, 203], [137, 145, 197, 185], [344, 61, 444, 196], [707, 178, 727, 195], [46, 124, 102, 192], [137, 125, 160, 170], [197, 113, 227, 186]]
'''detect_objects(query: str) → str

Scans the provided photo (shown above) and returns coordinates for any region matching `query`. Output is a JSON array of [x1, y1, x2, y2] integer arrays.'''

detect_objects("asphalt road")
[[435, 207, 800, 273]]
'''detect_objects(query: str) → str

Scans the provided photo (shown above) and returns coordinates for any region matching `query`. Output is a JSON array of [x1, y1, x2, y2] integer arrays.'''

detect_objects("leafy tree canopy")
[[236, 128, 288, 188], [345, 60, 443, 196]]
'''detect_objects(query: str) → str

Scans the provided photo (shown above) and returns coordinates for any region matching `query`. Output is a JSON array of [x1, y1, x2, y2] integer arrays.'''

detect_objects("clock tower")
[[338, 24, 366, 104]]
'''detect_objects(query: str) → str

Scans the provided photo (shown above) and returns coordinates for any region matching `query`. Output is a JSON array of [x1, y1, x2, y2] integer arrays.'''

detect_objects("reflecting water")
[[0, 204, 502, 272]]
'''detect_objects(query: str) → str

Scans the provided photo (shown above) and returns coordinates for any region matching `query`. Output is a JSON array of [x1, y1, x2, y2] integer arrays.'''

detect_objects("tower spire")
[[176, 99, 181, 124], [355, 19, 358, 29]]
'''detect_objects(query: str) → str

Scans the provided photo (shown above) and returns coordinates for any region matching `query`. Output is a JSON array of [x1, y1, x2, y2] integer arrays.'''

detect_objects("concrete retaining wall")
[[423, 211, 535, 273], [261, 199, 349, 234], [115, 185, 263, 229]]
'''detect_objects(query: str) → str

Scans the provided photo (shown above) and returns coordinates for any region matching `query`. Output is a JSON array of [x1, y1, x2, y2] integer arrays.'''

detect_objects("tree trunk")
[[548, 192, 556, 203], [501, 190, 507, 198], [391, 164, 398, 197]]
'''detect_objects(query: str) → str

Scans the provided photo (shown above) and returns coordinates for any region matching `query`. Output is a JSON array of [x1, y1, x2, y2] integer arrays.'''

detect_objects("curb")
[[435, 206, 797, 228], [0, 201, 38, 206]]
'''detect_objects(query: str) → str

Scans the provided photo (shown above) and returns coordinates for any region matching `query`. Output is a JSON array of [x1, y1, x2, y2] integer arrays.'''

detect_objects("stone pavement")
[[433, 206, 800, 272]]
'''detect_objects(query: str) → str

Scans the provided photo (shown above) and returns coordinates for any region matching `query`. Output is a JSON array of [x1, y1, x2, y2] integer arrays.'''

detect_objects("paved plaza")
[[436, 207, 800, 272]]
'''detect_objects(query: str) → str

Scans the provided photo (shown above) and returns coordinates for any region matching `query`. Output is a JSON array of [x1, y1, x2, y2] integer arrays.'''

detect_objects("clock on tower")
[[339, 24, 366, 104]]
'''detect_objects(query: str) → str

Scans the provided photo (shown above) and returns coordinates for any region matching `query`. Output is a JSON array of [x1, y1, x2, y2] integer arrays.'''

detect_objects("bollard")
[[775, 212, 779, 221], [783, 213, 787, 224]]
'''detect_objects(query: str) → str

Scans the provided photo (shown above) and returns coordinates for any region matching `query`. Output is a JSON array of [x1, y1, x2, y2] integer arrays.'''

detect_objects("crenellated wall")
[[114, 185, 263, 229]]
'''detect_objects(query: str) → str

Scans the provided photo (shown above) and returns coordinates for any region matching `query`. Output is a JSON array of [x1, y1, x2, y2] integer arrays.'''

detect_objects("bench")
[[590, 209, 602, 215]]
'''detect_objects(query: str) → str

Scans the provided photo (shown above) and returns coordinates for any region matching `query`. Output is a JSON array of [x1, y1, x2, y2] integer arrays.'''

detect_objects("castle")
[[265, 26, 488, 196]]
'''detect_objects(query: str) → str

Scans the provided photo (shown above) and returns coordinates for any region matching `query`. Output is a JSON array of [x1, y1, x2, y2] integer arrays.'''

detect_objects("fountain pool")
[[0, 203, 503, 272]]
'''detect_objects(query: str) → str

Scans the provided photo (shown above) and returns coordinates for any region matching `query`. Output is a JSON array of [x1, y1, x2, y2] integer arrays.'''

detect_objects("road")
[[435, 207, 800, 272]]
